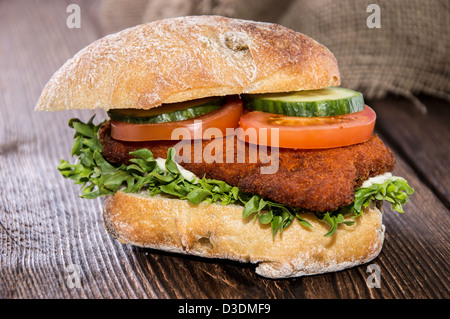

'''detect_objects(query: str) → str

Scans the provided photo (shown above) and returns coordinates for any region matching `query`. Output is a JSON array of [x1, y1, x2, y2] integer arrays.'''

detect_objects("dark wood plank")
[[368, 96, 450, 298], [1, 0, 448, 300]]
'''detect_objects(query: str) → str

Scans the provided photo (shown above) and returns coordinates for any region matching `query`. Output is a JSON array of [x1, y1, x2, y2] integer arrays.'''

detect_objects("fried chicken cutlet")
[[100, 122, 395, 212]]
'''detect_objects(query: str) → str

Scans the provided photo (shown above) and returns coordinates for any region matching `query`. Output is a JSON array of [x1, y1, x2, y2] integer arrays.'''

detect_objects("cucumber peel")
[[242, 87, 365, 117], [108, 97, 225, 124]]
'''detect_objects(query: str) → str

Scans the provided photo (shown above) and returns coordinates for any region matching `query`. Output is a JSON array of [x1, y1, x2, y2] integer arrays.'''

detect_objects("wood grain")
[[1, 0, 449, 299]]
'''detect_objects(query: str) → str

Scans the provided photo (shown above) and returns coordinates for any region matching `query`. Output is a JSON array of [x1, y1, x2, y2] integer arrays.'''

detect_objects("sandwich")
[[35, 15, 414, 279]]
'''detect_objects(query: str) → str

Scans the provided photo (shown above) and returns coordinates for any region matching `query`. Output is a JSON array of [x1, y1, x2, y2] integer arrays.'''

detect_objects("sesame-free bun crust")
[[103, 191, 384, 279], [35, 15, 340, 112]]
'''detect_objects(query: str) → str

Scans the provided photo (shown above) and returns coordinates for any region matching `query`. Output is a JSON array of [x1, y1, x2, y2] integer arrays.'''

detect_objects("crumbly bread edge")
[[103, 191, 384, 279], [35, 15, 340, 112]]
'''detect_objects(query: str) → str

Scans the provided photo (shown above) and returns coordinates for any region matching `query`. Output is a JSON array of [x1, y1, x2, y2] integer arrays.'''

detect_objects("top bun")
[[35, 15, 340, 112]]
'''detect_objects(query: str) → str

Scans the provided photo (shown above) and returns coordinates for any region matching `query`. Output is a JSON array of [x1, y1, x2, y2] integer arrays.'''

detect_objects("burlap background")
[[99, 0, 450, 112]]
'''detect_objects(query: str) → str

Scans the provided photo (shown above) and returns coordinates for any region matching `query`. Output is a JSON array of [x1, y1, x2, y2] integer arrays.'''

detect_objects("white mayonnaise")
[[155, 158, 199, 183], [361, 172, 402, 188]]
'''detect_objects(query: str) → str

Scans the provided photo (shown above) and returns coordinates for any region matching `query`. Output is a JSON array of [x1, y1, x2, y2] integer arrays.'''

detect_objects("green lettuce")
[[58, 117, 414, 237], [315, 176, 414, 236]]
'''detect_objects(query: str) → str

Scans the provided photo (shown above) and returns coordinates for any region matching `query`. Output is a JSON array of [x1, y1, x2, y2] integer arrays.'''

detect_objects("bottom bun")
[[103, 191, 385, 279]]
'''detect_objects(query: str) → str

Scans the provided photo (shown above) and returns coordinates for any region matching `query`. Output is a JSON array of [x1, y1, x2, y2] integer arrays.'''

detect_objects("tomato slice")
[[237, 105, 376, 149], [110, 97, 243, 141]]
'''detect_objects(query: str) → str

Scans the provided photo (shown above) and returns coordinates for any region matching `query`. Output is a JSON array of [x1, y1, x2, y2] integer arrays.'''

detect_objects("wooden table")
[[1, 0, 449, 301]]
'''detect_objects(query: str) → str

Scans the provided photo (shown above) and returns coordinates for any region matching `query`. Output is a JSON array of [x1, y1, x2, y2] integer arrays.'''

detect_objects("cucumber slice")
[[108, 97, 225, 124], [242, 87, 365, 117]]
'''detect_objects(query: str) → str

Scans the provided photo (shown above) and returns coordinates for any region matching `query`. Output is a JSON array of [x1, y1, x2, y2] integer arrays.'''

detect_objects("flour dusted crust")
[[35, 15, 340, 112], [103, 191, 384, 279]]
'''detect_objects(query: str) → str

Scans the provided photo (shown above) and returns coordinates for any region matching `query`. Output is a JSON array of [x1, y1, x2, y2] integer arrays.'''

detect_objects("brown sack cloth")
[[99, 0, 450, 112]]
